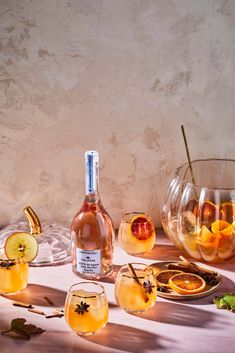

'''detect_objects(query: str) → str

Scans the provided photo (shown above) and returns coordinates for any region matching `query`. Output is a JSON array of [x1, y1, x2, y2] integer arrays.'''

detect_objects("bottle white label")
[[76, 249, 101, 274]]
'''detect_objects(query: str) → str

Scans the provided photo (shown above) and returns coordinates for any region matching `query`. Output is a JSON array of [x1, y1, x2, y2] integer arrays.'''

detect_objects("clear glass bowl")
[[161, 158, 235, 263]]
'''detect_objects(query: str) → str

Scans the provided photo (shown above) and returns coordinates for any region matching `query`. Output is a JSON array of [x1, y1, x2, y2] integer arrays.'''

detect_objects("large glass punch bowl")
[[161, 159, 235, 262]]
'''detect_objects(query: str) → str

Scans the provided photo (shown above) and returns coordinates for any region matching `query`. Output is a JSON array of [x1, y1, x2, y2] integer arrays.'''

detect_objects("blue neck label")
[[87, 154, 94, 193], [85, 151, 98, 194]]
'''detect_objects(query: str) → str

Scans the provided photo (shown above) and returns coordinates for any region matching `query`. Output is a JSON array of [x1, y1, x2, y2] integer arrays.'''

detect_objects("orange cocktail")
[[115, 263, 157, 313], [118, 213, 155, 255], [0, 259, 28, 294], [65, 282, 108, 335]]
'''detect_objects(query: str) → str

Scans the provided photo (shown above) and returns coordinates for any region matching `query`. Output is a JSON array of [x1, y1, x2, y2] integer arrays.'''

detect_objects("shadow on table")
[[1, 330, 101, 353], [215, 274, 235, 293], [97, 265, 121, 284], [26, 324, 171, 353], [2, 284, 66, 307], [136, 301, 224, 328], [83, 322, 172, 353], [209, 257, 235, 272], [136, 244, 188, 262]]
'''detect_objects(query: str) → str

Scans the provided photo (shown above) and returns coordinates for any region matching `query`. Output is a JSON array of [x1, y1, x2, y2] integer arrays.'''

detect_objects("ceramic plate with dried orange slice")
[[150, 261, 221, 300]]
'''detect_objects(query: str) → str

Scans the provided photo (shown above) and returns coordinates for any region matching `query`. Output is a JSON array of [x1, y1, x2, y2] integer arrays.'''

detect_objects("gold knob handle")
[[23, 206, 42, 236]]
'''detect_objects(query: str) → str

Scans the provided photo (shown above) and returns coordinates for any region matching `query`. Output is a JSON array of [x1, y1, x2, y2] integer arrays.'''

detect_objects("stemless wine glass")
[[115, 263, 157, 313], [0, 258, 29, 294], [64, 282, 109, 336], [118, 212, 155, 255]]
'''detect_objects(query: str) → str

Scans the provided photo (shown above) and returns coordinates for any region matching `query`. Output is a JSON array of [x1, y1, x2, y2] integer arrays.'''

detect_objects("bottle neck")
[[85, 152, 99, 197]]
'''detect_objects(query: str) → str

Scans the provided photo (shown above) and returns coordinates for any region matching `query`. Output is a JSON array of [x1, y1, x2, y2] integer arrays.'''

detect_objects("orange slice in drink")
[[181, 211, 197, 234], [169, 273, 206, 295], [130, 214, 153, 241], [183, 199, 198, 216], [156, 270, 183, 288], [219, 202, 235, 224], [220, 221, 235, 236], [197, 225, 219, 262], [210, 220, 235, 248], [211, 220, 232, 235], [201, 201, 218, 227], [199, 225, 217, 245]]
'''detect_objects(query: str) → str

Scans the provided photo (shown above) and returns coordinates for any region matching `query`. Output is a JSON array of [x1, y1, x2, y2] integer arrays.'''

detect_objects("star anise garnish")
[[74, 301, 90, 315], [0, 260, 15, 270], [143, 280, 155, 294]]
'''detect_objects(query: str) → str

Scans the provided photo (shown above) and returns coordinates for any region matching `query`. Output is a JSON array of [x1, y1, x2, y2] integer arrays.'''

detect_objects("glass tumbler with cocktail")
[[115, 263, 157, 313], [118, 212, 155, 255], [65, 282, 109, 336], [0, 232, 38, 294]]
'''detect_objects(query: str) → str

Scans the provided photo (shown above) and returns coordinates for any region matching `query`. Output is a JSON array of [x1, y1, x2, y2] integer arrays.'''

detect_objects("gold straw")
[[181, 125, 197, 186]]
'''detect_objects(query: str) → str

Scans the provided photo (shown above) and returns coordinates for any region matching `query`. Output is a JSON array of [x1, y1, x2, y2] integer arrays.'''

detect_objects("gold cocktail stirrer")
[[181, 125, 198, 199], [127, 264, 149, 303]]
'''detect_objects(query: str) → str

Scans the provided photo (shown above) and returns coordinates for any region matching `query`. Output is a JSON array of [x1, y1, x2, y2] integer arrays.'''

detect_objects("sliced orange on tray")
[[168, 273, 206, 295], [156, 270, 183, 287], [130, 214, 153, 241]]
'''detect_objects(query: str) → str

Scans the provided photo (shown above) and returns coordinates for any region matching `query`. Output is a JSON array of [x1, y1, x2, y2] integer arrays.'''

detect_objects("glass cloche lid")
[[0, 206, 70, 266]]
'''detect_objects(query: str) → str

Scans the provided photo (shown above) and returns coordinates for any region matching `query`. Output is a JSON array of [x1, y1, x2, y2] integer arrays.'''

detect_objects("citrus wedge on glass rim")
[[4, 232, 38, 262], [169, 273, 206, 295], [156, 270, 183, 288], [130, 214, 154, 241]]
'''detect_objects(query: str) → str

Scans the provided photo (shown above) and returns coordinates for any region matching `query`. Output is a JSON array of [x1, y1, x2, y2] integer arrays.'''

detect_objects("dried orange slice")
[[5, 232, 38, 262], [156, 270, 183, 287], [130, 214, 153, 240], [169, 273, 206, 295]]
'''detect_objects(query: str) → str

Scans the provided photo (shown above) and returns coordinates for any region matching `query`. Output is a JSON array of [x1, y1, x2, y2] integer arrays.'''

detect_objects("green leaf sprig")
[[213, 293, 235, 312]]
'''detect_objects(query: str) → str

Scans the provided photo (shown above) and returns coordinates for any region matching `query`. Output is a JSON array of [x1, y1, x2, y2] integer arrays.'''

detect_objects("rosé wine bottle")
[[70, 151, 114, 279]]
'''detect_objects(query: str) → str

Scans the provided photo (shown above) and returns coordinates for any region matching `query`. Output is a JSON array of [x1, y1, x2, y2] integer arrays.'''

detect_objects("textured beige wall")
[[0, 0, 235, 228]]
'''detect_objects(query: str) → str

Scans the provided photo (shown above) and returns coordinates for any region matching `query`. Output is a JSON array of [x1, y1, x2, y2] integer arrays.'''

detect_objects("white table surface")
[[1, 231, 235, 353]]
